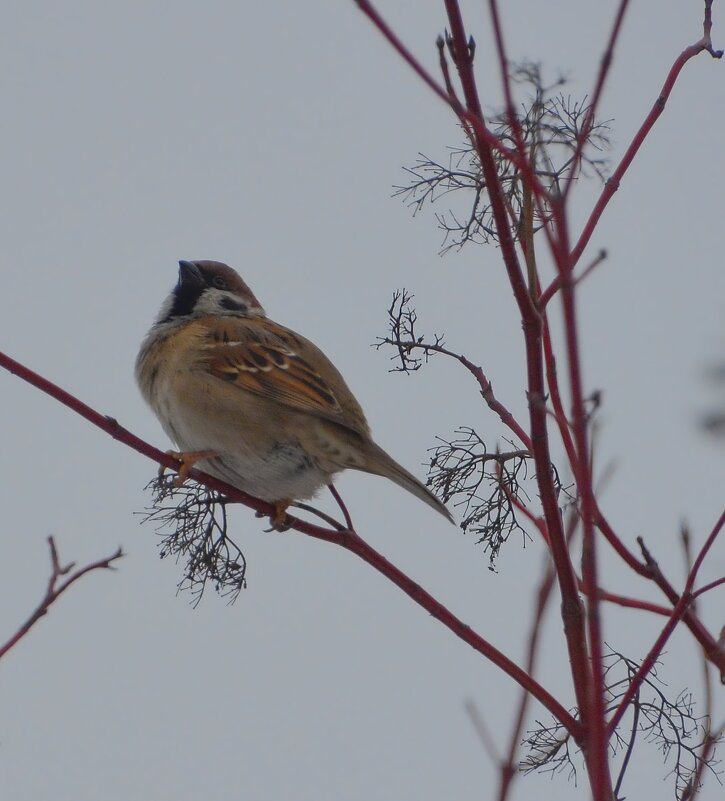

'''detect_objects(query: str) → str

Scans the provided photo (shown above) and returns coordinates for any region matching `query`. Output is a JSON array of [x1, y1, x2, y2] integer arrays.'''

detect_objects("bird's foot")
[[159, 449, 219, 487], [261, 499, 292, 532]]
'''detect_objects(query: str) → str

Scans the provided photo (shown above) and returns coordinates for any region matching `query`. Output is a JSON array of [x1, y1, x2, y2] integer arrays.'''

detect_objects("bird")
[[136, 260, 453, 525]]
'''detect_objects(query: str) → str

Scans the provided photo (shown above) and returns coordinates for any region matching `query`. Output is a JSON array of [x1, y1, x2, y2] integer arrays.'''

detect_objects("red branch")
[[441, 0, 593, 729], [592, 589, 671, 617], [570, 4, 723, 268], [0, 348, 579, 737], [541, 317, 578, 470], [0, 536, 123, 660], [562, 0, 632, 201], [594, 506, 649, 577], [607, 510, 725, 735], [693, 575, 725, 600], [497, 555, 559, 801], [596, 504, 725, 677], [552, 203, 610, 793], [384, 339, 532, 449], [497, 505, 581, 801]]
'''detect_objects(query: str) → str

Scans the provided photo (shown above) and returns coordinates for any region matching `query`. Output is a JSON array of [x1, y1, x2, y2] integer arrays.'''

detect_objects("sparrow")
[[136, 260, 452, 525]]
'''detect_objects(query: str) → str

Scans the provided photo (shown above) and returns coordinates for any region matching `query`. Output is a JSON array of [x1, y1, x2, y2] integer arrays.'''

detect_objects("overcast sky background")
[[1, 2, 724, 800]]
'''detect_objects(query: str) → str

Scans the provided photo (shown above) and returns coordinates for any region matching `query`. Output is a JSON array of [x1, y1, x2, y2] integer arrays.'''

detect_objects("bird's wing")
[[196, 316, 370, 435]]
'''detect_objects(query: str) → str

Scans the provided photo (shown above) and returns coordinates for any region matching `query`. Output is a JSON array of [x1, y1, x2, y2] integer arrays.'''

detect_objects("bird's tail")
[[360, 441, 454, 523]]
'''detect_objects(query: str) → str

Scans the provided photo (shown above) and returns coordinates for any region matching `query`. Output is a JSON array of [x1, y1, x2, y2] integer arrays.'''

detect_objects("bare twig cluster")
[[376, 292, 577, 565], [603, 649, 722, 800], [428, 427, 532, 563], [521, 717, 577, 782], [140, 476, 247, 606], [522, 648, 723, 800], [394, 61, 611, 253], [375, 289, 445, 373]]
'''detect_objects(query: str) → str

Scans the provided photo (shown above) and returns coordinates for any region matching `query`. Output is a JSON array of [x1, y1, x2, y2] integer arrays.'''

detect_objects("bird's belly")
[[203, 449, 331, 502], [154, 375, 333, 502]]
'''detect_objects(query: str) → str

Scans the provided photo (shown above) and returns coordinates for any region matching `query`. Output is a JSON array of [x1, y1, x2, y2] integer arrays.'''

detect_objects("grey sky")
[[1, 2, 723, 800]]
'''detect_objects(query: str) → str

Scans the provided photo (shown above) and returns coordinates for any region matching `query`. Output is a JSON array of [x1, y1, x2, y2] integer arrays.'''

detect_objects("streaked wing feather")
[[201, 319, 345, 420]]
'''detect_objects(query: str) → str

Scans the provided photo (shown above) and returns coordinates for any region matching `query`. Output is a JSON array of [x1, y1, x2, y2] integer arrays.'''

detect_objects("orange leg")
[[159, 449, 219, 487], [271, 499, 292, 529]]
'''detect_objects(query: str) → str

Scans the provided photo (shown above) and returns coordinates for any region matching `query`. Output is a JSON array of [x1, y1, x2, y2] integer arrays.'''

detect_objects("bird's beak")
[[178, 260, 204, 288]]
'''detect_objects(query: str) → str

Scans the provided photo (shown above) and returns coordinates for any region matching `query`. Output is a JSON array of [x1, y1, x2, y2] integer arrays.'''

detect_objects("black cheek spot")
[[219, 296, 248, 313]]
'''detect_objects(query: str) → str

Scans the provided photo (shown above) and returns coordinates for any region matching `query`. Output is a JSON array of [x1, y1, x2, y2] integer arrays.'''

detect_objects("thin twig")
[[327, 483, 354, 531], [608, 511, 725, 735], [0, 536, 123, 660], [693, 576, 725, 600], [540, 249, 607, 307], [378, 337, 532, 449], [464, 698, 501, 765], [562, 0, 632, 201], [613, 685, 640, 799], [570, 3, 722, 267]]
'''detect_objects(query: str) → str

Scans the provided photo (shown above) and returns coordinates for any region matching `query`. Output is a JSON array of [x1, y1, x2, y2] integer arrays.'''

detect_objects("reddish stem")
[[693, 575, 725, 600], [498, 505, 583, 801], [443, 0, 593, 733], [0, 537, 123, 660], [608, 510, 725, 734], [589, 587, 671, 617], [571, 15, 723, 267], [594, 506, 649, 577], [563, 0, 632, 201], [596, 504, 725, 676], [385, 340, 532, 449], [497, 558, 558, 801], [485, 0, 552, 240], [337, 527, 578, 737], [552, 202, 611, 797], [328, 483, 354, 531], [541, 316, 578, 470], [540, 249, 607, 308]]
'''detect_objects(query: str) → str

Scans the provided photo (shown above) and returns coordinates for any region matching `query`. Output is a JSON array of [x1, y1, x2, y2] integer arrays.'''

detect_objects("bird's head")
[[157, 260, 266, 323]]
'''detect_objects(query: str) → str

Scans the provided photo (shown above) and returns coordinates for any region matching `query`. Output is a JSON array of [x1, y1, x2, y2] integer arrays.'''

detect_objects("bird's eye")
[[212, 275, 228, 289]]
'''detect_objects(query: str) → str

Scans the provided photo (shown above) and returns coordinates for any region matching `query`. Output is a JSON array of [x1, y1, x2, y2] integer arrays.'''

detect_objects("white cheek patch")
[[193, 289, 240, 316], [154, 293, 176, 324]]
